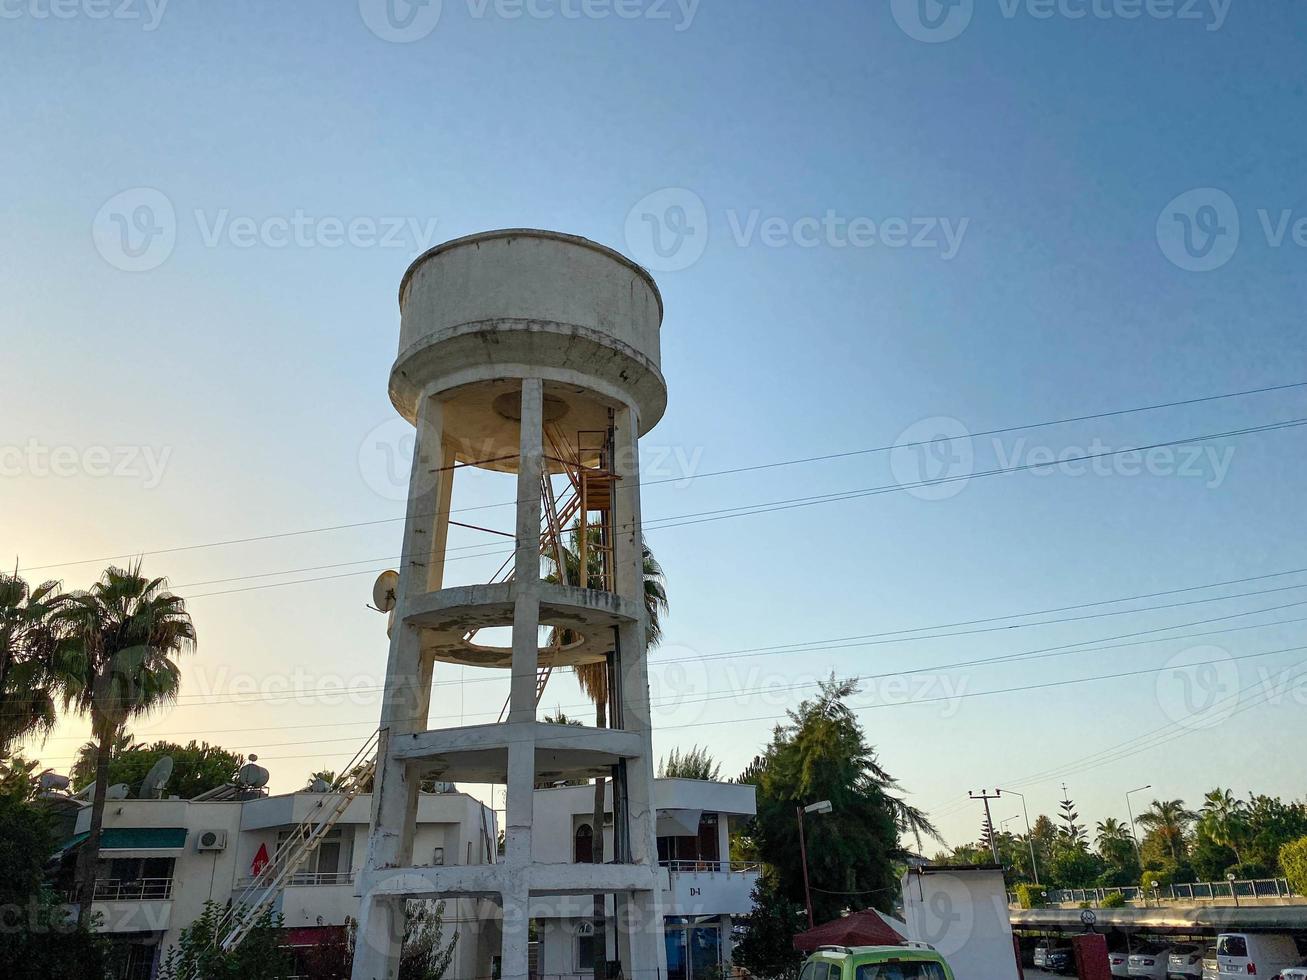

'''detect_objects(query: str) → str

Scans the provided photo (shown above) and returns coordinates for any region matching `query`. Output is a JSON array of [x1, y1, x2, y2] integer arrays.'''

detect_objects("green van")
[[799, 944, 957, 980]]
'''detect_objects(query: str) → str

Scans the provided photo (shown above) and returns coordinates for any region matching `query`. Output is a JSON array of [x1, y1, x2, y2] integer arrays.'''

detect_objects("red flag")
[[252, 842, 270, 876]]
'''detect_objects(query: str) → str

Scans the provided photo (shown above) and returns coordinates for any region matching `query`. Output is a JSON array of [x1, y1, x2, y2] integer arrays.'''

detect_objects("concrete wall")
[[901, 867, 1019, 980]]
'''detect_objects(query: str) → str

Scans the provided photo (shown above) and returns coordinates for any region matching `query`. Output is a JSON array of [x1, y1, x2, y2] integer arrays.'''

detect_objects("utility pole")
[[970, 790, 1002, 864]]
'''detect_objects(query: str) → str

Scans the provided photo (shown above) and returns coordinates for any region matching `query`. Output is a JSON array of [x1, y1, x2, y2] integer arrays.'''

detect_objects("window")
[[1217, 936, 1248, 958], [855, 963, 947, 980], [574, 823, 594, 863], [577, 933, 596, 971], [799, 963, 818, 980]]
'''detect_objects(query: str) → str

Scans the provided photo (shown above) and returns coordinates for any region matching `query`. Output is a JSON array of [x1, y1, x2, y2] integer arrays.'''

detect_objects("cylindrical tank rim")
[[397, 228, 664, 322]]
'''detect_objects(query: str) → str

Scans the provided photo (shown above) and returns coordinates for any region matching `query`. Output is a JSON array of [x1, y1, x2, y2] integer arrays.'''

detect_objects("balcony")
[[661, 861, 759, 917], [235, 871, 356, 889], [93, 877, 174, 901]]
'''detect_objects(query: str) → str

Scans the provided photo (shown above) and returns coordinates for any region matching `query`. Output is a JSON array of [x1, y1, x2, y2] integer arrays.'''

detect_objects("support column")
[[611, 403, 667, 980], [353, 394, 453, 980], [502, 379, 543, 980]]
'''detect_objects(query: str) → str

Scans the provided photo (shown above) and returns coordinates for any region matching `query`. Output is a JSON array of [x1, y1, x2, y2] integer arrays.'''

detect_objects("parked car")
[[1200, 946, 1219, 980], [1109, 949, 1132, 977], [1034, 940, 1071, 972], [1216, 933, 1301, 978], [1043, 945, 1076, 975], [1277, 958, 1307, 980], [1129, 943, 1174, 978], [799, 944, 956, 980], [1168, 944, 1205, 979]]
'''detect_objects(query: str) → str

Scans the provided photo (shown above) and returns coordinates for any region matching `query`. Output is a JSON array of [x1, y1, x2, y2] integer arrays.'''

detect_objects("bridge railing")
[[1009, 877, 1295, 907]]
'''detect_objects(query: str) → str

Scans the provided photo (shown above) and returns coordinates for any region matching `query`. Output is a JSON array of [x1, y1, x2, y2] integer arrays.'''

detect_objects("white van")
[[1215, 933, 1301, 977]]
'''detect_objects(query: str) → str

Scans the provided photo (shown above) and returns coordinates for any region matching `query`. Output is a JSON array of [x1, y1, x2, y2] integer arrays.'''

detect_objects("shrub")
[[1100, 892, 1127, 908], [1280, 836, 1307, 896], [1016, 883, 1047, 909]]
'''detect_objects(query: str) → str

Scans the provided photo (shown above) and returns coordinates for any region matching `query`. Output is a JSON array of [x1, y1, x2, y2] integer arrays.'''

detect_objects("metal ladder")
[[194, 732, 380, 971]]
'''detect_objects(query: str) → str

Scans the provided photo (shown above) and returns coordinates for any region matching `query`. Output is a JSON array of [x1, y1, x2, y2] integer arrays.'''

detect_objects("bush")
[[1100, 892, 1127, 908], [1280, 836, 1307, 895], [1015, 883, 1047, 909]]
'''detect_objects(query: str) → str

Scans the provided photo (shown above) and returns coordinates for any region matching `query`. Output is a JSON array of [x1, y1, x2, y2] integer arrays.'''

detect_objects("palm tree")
[[55, 562, 195, 925], [1199, 787, 1248, 865], [1095, 817, 1133, 853], [0, 569, 69, 755], [1135, 798, 1197, 864], [547, 520, 667, 980]]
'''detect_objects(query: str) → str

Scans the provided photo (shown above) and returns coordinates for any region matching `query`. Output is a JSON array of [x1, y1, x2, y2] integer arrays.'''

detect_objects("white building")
[[58, 776, 757, 980], [530, 778, 759, 980], [60, 788, 496, 980]]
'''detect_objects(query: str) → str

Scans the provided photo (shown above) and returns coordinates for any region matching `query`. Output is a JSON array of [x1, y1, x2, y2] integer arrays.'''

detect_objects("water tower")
[[352, 230, 668, 980]]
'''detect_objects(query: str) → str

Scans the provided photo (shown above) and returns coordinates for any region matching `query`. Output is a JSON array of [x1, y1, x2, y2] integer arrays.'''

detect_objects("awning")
[[56, 827, 188, 855], [793, 909, 906, 951], [656, 808, 702, 836]]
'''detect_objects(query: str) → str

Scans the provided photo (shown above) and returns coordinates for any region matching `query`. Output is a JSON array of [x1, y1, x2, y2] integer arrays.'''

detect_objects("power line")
[[18, 380, 1306, 574], [12, 567, 1307, 714], [89, 415, 1307, 606], [27, 644, 1307, 767], [27, 608, 1307, 747]]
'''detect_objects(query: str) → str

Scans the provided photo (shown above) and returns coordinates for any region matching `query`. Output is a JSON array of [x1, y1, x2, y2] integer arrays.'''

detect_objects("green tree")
[[1135, 799, 1196, 864], [55, 562, 196, 926], [398, 900, 459, 980], [732, 874, 806, 980], [658, 745, 722, 780], [71, 739, 242, 799], [69, 727, 141, 789], [0, 754, 42, 801], [1199, 788, 1249, 866], [1245, 795, 1307, 875], [1280, 836, 1307, 896], [1047, 842, 1101, 888], [1057, 790, 1086, 846], [1094, 817, 1140, 885], [157, 900, 291, 980], [0, 792, 110, 979], [0, 570, 68, 755], [741, 676, 936, 923]]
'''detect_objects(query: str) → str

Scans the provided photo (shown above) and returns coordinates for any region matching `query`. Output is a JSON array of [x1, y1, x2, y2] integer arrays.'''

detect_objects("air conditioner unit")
[[196, 829, 228, 851]]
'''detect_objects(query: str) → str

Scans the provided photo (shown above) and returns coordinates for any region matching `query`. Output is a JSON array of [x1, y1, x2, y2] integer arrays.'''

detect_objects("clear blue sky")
[[3, 0, 1306, 847]]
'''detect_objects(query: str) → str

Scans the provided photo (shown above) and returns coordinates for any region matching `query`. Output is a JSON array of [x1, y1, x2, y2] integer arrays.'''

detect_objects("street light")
[[1000, 815, 1022, 833], [797, 800, 832, 928], [1125, 785, 1152, 866], [1227, 871, 1240, 907], [995, 788, 1040, 885]]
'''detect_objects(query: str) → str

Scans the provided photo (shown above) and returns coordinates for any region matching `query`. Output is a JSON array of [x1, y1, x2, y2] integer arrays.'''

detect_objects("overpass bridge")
[[1009, 878, 1307, 939]]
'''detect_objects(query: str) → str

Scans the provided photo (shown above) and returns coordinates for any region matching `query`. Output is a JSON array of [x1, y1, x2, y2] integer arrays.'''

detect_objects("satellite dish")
[[238, 754, 270, 789], [106, 783, 130, 800], [139, 756, 173, 799], [371, 570, 400, 612], [39, 771, 70, 793], [310, 777, 332, 793]]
